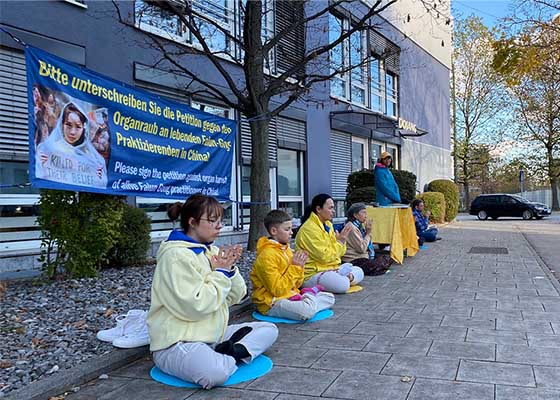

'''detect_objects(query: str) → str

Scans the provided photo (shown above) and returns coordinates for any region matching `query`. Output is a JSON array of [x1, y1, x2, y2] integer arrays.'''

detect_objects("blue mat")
[[252, 308, 334, 324], [150, 354, 273, 388], [420, 245, 429, 250]]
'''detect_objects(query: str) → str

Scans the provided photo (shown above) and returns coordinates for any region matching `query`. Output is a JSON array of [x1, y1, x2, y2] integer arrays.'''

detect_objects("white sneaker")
[[112, 319, 150, 348], [96, 310, 147, 343]]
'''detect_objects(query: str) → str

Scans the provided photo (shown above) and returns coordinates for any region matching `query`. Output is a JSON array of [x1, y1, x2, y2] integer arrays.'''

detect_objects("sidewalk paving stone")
[[187, 388, 278, 400], [427, 340, 495, 361], [441, 315, 496, 330], [406, 325, 468, 341], [495, 385, 560, 400], [322, 371, 413, 400], [497, 344, 560, 366], [407, 378, 494, 400], [311, 349, 391, 372], [305, 332, 374, 351], [363, 336, 433, 356], [265, 345, 327, 368], [246, 366, 340, 396], [381, 354, 459, 380], [533, 365, 560, 389], [457, 359, 535, 387], [466, 328, 528, 346]]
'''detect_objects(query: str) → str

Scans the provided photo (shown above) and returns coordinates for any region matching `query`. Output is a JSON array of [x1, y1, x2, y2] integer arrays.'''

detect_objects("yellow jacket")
[[250, 237, 305, 314], [295, 212, 347, 280], [147, 233, 246, 351]]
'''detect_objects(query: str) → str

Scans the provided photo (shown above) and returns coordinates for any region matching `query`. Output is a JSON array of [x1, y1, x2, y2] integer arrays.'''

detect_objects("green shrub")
[[346, 186, 377, 207], [416, 192, 446, 223], [428, 179, 460, 222], [392, 170, 417, 202], [108, 205, 152, 267], [37, 190, 124, 279], [346, 169, 374, 194]]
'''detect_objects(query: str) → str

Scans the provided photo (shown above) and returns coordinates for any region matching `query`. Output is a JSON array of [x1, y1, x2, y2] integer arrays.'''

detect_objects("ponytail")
[[301, 193, 333, 224]]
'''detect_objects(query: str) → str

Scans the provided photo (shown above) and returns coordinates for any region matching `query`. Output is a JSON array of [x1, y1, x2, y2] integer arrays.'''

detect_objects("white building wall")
[[401, 138, 453, 192]]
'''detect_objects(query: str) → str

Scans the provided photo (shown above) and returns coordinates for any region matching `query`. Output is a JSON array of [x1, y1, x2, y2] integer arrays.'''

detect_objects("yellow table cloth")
[[365, 206, 419, 264]]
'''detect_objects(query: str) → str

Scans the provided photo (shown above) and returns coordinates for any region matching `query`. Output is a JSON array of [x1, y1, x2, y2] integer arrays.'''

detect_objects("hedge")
[[392, 169, 417, 202], [416, 192, 446, 223], [427, 179, 460, 222], [346, 186, 376, 207]]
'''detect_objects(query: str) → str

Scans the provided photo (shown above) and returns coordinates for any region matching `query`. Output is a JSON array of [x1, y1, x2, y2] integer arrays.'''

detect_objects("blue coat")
[[374, 163, 401, 206]]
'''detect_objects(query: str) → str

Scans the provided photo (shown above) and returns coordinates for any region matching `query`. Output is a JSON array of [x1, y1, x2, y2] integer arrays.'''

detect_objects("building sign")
[[398, 117, 417, 134], [26, 46, 235, 200]]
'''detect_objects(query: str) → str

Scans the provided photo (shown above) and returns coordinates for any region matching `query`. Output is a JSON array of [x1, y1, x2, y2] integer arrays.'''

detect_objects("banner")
[[26, 46, 236, 201]]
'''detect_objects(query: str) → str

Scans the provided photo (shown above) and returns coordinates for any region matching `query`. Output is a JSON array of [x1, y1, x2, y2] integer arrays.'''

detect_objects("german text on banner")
[[26, 46, 236, 201]]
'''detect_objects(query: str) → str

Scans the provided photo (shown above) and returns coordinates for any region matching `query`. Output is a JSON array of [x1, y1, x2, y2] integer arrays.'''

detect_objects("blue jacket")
[[374, 163, 401, 206], [412, 208, 429, 234]]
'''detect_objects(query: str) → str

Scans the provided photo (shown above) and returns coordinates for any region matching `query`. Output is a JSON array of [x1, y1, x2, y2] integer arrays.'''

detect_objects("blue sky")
[[452, 0, 516, 27]]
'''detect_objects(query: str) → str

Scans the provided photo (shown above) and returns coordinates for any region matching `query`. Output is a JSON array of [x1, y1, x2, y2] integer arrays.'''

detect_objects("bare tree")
[[453, 16, 509, 207], [114, 0, 446, 249]]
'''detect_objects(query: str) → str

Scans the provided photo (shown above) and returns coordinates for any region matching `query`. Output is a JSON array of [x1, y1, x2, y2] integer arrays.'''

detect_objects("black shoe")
[[214, 326, 253, 362], [229, 326, 252, 343], [436, 237, 442, 241]]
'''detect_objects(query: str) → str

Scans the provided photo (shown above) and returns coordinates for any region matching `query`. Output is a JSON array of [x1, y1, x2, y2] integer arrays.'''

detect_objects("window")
[[351, 137, 368, 172], [370, 142, 383, 167], [329, 13, 348, 99], [0, 162, 39, 195], [135, 1, 276, 66], [385, 72, 398, 117], [278, 149, 304, 219], [369, 57, 383, 113], [350, 29, 367, 105], [386, 145, 398, 169]]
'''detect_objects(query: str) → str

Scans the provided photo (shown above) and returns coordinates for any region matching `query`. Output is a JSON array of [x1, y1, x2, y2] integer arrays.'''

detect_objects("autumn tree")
[[453, 16, 510, 207], [115, 0, 447, 249], [493, 3, 560, 209]]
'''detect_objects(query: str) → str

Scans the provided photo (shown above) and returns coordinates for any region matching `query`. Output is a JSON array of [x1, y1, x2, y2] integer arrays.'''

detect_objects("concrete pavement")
[[62, 216, 560, 399]]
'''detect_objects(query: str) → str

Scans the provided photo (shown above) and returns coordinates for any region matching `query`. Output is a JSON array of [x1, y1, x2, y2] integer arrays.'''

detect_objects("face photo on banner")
[[33, 86, 109, 189]]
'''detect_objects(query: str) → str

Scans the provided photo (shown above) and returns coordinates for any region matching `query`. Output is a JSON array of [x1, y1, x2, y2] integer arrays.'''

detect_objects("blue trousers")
[[419, 228, 438, 242]]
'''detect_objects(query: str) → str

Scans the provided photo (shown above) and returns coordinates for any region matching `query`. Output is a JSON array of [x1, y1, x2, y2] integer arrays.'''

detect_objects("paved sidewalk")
[[63, 219, 560, 400]]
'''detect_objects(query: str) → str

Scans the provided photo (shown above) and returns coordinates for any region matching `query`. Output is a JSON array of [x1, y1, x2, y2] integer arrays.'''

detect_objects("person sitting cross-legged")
[[412, 199, 440, 245], [295, 193, 364, 293], [148, 194, 278, 390], [250, 210, 335, 321]]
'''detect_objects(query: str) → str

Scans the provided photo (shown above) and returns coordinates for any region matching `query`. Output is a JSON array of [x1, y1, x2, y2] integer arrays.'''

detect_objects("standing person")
[[412, 199, 440, 245], [342, 203, 392, 275], [148, 194, 278, 390], [251, 210, 335, 321], [374, 151, 401, 206], [295, 193, 364, 293]]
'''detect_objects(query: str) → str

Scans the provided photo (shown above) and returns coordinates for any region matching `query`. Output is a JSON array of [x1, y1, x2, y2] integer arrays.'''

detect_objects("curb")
[[518, 227, 560, 295], [4, 300, 254, 400]]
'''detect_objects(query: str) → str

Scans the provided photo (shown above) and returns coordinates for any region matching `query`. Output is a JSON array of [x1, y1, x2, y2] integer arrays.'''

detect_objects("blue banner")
[[26, 46, 236, 201]]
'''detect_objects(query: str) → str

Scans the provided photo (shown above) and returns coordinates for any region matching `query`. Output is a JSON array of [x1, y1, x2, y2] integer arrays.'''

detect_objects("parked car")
[[469, 194, 552, 220]]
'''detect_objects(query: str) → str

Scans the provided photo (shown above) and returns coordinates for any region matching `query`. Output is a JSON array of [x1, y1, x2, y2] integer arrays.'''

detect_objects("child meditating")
[[147, 194, 278, 390], [251, 210, 335, 321]]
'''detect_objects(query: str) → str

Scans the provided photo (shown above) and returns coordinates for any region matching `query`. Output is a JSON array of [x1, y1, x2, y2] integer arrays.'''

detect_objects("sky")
[[452, 0, 516, 27]]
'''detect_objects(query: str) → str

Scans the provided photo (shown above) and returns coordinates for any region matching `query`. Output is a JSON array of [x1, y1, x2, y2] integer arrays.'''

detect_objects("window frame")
[[351, 136, 369, 172], [277, 148, 305, 219]]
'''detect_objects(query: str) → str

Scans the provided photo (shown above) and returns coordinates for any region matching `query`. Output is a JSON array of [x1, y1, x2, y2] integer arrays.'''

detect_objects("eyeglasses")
[[200, 217, 223, 227]]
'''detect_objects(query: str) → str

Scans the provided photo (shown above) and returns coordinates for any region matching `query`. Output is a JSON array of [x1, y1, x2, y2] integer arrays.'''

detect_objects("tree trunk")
[[551, 178, 559, 210], [464, 181, 470, 210], [247, 118, 271, 251]]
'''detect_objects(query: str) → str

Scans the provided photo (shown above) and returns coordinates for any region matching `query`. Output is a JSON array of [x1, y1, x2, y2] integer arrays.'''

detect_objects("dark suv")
[[469, 194, 551, 220]]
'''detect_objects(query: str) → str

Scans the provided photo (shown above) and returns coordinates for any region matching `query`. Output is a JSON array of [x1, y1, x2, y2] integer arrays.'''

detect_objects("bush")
[[107, 204, 152, 267], [392, 170, 417, 202], [37, 190, 124, 279], [346, 186, 377, 207], [416, 192, 446, 223], [428, 179, 460, 222], [346, 169, 374, 195]]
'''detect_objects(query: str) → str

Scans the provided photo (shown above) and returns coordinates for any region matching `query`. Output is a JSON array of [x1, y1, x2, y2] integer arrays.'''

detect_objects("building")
[[0, 0, 452, 274]]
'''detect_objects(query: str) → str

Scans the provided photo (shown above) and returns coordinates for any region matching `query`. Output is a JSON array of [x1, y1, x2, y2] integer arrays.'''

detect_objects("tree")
[[115, 0, 446, 249], [453, 16, 510, 207], [493, 6, 560, 209]]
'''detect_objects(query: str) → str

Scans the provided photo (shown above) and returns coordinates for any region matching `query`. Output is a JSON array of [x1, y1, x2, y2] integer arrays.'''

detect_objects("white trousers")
[[267, 292, 335, 320], [152, 321, 278, 389], [303, 267, 364, 294]]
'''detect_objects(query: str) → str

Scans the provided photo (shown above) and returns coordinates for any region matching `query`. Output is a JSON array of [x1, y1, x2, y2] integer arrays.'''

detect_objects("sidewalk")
[[61, 218, 560, 399]]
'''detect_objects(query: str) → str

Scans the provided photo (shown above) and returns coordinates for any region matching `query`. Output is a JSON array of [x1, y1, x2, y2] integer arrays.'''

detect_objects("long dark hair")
[[301, 193, 333, 224], [167, 193, 223, 233]]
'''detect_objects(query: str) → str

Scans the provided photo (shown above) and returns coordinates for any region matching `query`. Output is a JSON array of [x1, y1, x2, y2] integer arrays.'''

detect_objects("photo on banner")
[[26, 46, 236, 200]]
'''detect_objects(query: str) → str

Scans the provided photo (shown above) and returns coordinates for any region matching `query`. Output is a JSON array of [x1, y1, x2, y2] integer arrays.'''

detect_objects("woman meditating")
[[147, 194, 278, 389], [342, 203, 392, 276], [295, 193, 364, 293]]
